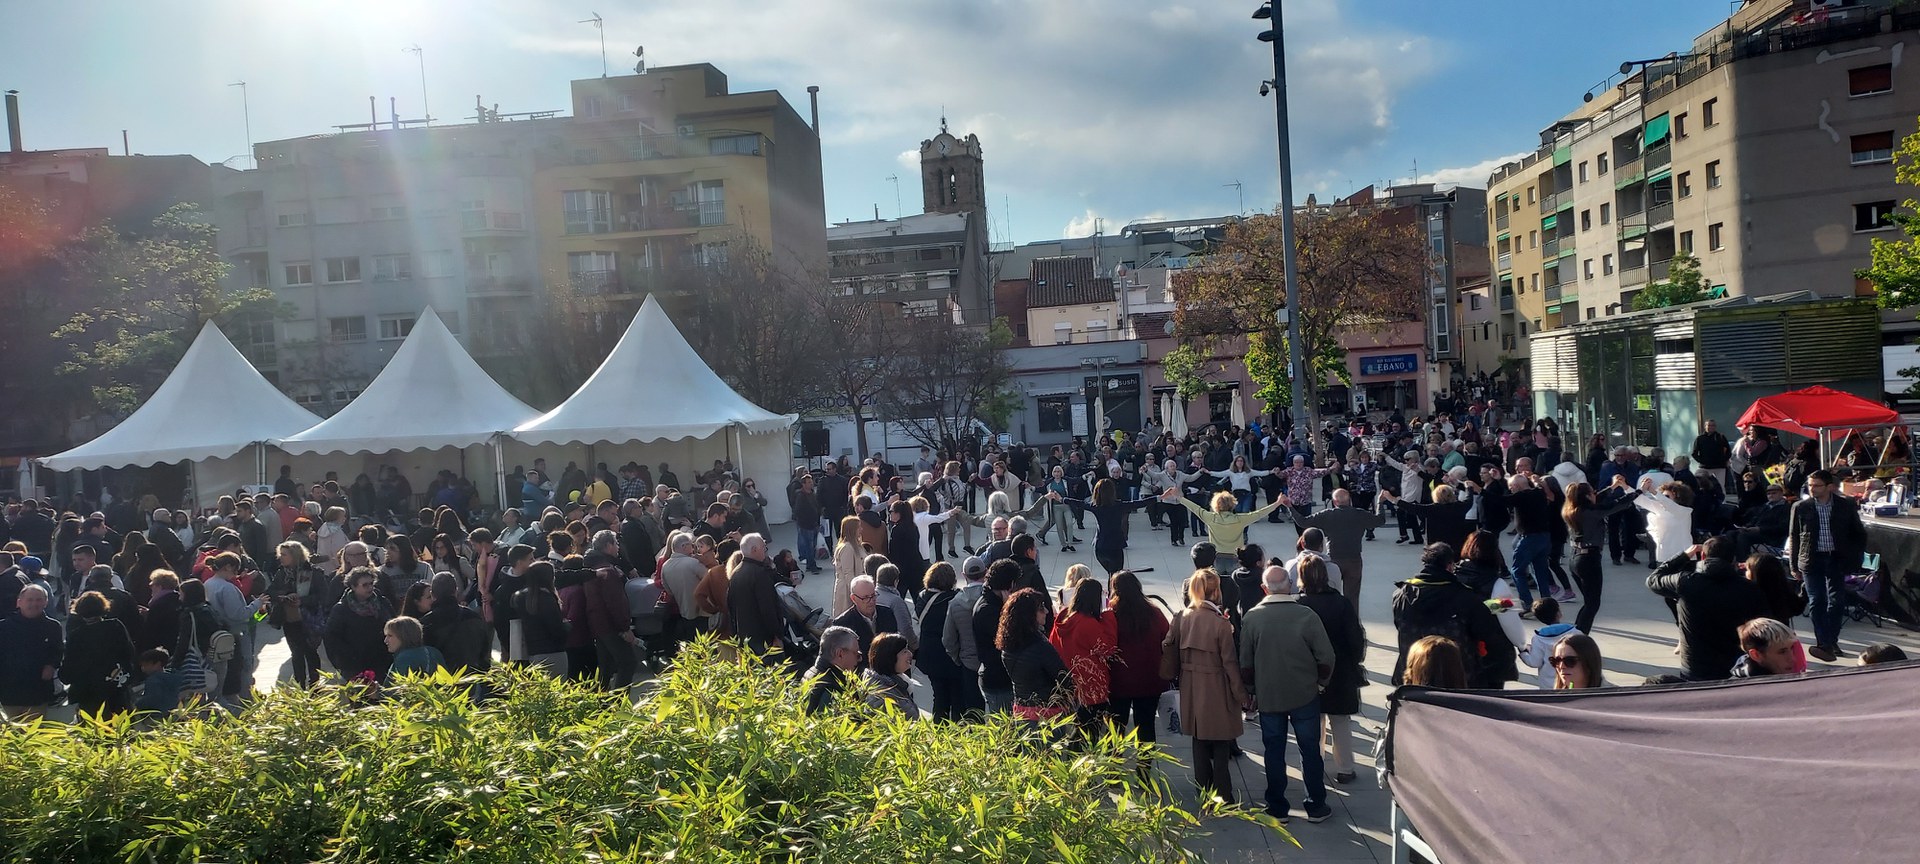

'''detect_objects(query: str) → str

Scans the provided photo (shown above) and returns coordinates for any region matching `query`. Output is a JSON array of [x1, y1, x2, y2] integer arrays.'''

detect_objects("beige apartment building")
[[1487, 0, 1920, 365]]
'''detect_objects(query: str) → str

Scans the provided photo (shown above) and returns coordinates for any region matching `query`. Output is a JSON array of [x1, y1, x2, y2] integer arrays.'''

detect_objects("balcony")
[[1539, 191, 1559, 214], [1647, 201, 1674, 228], [1621, 263, 1648, 287], [1497, 252, 1512, 272], [614, 205, 700, 233], [220, 226, 268, 253], [462, 210, 527, 233], [1618, 212, 1649, 241], [1499, 293, 1515, 311], [1644, 142, 1671, 173], [1542, 237, 1561, 257], [1649, 257, 1672, 283], [1613, 157, 1645, 189], [467, 275, 534, 298], [1495, 212, 1510, 231], [538, 132, 772, 169], [1545, 285, 1562, 303]]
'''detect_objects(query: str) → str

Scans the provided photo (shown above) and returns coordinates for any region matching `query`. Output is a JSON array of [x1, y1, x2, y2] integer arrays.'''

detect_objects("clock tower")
[[919, 117, 986, 216]]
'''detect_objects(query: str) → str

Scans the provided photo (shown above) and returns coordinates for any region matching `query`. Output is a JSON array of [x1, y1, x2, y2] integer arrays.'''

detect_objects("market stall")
[[1383, 663, 1920, 864]]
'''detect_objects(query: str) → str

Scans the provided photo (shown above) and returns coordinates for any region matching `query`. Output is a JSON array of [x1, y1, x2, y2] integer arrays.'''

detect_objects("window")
[[244, 320, 276, 367], [276, 211, 308, 228], [328, 316, 366, 343], [1037, 395, 1073, 433], [620, 93, 637, 112], [918, 247, 943, 261], [1587, 307, 1597, 321], [370, 254, 412, 281], [369, 204, 407, 220], [1708, 222, 1725, 250], [1849, 64, 1894, 97], [1530, 274, 1539, 292], [693, 241, 729, 266], [314, 198, 357, 225], [1675, 112, 1688, 139], [1603, 254, 1614, 275], [708, 134, 761, 156], [418, 249, 454, 278], [1702, 97, 1718, 127], [323, 257, 361, 283], [583, 95, 603, 117], [293, 393, 324, 407], [1852, 131, 1895, 165], [694, 180, 726, 226], [1678, 171, 1692, 198], [1580, 210, 1592, 231], [1527, 187, 1536, 204], [1856, 201, 1898, 232], [1705, 160, 1721, 189], [378, 315, 416, 340], [1583, 258, 1594, 279], [1529, 230, 1538, 249], [283, 261, 313, 286], [1598, 154, 1609, 175], [1578, 161, 1589, 183], [562, 190, 612, 235], [1052, 322, 1072, 345], [1600, 203, 1611, 225], [1469, 293, 1483, 310], [1680, 230, 1694, 254]]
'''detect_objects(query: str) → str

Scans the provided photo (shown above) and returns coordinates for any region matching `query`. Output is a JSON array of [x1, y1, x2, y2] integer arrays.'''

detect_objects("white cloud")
[[1393, 151, 1532, 190]]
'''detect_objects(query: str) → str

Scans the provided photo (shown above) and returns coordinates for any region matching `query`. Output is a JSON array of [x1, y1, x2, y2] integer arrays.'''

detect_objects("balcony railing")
[[462, 210, 527, 232], [221, 227, 268, 252], [1545, 285, 1562, 303], [1499, 293, 1515, 311], [538, 132, 772, 168], [1497, 252, 1512, 272], [1542, 237, 1561, 257], [1621, 263, 1648, 286], [1649, 258, 1672, 283], [1647, 201, 1674, 227], [1539, 191, 1559, 214], [1495, 212, 1510, 231], [1644, 141, 1671, 173], [614, 205, 700, 232], [468, 275, 534, 297]]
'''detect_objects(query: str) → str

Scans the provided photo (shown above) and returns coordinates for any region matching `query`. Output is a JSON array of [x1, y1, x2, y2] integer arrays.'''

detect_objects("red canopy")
[[1735, 385, 1898, 438]]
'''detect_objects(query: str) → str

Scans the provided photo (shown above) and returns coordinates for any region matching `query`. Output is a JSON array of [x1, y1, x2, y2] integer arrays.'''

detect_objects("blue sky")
[[3, 0, 1734, 244]]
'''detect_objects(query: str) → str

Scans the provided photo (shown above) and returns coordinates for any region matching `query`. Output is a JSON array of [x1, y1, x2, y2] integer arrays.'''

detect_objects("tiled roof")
[[1027, 256, 1113, 307]]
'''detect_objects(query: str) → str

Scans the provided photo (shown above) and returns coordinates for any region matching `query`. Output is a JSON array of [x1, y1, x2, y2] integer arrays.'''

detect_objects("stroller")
[[1840, 553, 1887, 629], [776, 582, 828, 671]]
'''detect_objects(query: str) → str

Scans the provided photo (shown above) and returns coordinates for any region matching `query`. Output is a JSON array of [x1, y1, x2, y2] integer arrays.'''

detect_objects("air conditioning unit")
[[676, 124, 696, 137]]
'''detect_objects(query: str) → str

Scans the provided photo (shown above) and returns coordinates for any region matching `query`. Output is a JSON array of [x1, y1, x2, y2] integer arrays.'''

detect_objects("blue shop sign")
[[1359, 353, 1419, 377]]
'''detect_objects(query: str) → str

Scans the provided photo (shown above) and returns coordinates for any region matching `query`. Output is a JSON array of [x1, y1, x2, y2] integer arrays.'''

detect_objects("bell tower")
[[919, 117, 986, 216]]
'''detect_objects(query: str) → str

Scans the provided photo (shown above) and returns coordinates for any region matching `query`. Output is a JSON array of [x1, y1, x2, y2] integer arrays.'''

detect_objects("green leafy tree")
[[49, 203, 279, 418], [1858, 121, 1920, 390], [1631, 250, 1706, 310]]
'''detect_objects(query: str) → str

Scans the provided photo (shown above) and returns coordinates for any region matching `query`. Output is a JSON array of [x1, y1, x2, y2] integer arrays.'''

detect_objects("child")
[[1730, 618, 1802, 678], [133, 649, 182, 715], [1516, 597, 1580, 689], [1859, 643, 1908, 666]]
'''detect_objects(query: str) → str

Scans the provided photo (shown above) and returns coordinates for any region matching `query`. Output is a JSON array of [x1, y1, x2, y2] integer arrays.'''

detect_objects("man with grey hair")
[[0, 583, 62, 720], [828, 574, 897, 667], [1239, 560, 1336, 823], [872, 562, 917, 650], [660, 531, 708, 651], [803, 625, 860, 714], [582, 530, 638, 690], [146, 508, 189, 575], [1295, 488, 1385, 604], [727, 533, 785, 659], [942, 555, 989, 717]]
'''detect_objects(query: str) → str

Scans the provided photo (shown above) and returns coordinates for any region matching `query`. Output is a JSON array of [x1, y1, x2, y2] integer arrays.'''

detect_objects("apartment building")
[[536, 64, 826, 311], [824, 123, 993, 322], [1488, 0, 1920, 377]]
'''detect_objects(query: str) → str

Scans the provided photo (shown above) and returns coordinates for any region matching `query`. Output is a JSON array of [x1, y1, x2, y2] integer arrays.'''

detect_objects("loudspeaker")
[[800, 428, 831, 457]]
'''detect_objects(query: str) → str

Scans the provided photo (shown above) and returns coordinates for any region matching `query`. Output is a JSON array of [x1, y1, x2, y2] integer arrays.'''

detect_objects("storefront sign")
[[1359, 353, 1420, 377]]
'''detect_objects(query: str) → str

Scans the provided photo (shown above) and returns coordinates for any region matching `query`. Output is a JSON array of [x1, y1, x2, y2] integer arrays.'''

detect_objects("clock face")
[[938, 140, 949, 155]]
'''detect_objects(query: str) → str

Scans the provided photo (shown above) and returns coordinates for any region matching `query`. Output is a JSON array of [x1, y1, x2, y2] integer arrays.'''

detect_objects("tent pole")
[[256, 442, 267, 487], [189, 459, 199, 512], [493, 435, 509, 514]]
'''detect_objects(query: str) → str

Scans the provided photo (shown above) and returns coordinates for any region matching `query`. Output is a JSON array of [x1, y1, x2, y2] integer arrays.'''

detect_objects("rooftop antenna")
[[228, 81, 252, 169], [886, 174, 901, 218], [633, 44, 646, 75], [1224, 180, 1244, 215], [580, 13, 606, 77], [403, 45, 430, 125]]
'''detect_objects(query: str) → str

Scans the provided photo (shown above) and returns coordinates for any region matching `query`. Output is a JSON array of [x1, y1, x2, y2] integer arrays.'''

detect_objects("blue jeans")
[[1510, 533, 1552, 606], [1802, 553, 1846, 650], [797, 527, 819, 568], [1259, 698, 1326, 812], [981, 684, 1013, 715], [1234, 489, 1254, 512]]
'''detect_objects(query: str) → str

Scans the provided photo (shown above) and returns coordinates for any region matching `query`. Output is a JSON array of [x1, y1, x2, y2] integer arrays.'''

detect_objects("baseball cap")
[[962, 555, 987, 578], [19, 556, 46, 574]]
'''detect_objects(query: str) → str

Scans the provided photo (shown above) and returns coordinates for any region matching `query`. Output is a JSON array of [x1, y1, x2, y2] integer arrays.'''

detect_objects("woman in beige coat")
[[831, 515, 864, 617], [1165, 568, 1247, 806]]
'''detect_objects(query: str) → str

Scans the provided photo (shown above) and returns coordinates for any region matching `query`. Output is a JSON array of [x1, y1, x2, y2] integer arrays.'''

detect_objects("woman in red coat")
[[1049, 578, 1117, 731], [1105, 569, 1171, 744]]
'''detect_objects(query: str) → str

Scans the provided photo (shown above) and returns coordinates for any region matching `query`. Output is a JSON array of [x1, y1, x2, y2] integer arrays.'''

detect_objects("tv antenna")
[[1223, 180, 1244, 215], [886, 174, 902, 218], [228, 81, 253, 169], [403, 45, 429, 126], [579, 13, 606, 77]]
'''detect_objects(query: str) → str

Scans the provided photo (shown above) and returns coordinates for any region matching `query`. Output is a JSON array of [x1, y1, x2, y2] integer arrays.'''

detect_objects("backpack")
[[629, 578, 667, 636]]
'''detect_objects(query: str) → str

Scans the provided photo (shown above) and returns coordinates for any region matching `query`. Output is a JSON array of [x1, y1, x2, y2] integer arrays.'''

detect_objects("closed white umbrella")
[[1170, 396, 1189, 439], [1230, 389, 1246, 430]]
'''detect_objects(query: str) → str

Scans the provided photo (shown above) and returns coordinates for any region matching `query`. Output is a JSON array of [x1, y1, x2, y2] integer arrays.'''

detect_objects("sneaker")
[[1040, 537, 1050, 546], [1624, 556, 1642, 565], [1266, 804, 1291, 823], [1303, 801, 1334, 823], [1558, 589, 1578, 603], [1807, 645, 1837, 662], [963, 546, 977, 555], [1833, 646, 1852, 658], [1332, 771, 1358, 785], [1395, 537, 1407, 544]]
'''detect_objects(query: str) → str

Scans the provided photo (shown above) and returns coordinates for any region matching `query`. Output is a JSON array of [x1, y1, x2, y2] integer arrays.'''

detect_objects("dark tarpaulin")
[[1384, 663, 1920, 864]]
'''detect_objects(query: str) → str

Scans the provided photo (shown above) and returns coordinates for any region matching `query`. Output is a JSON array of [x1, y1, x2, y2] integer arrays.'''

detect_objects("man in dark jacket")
[[1690, 419, 1733, 491], [815, 463, 850, 544], [727, 535, 786, 660], [1739, 483, 1793, 550], [582, 532, 638, 690], [790, 473, 824, 573], [827, 574, 898, 670], [421, 573, 492, 675], [1390, 542, 1508, 688], [232, 502, 275, 578], [973, 561, 1018, 714], [0, 585, 63, 720], [1786, 470, 1866, 662], [10, 500, 54, 560], [1646, 536, 1767, 680], [147, 509, 191, 574]]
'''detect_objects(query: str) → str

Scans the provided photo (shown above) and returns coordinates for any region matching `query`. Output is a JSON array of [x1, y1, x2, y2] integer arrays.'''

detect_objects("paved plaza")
[[243, 510, 1920, 863]]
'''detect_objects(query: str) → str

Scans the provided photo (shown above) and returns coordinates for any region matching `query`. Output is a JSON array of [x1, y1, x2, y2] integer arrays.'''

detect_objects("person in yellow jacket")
[[1178, 490, 1283, 552]]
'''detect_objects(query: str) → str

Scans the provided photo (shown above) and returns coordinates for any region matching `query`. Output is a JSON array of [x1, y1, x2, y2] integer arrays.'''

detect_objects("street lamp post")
[[1255, 2, 1313, 454]]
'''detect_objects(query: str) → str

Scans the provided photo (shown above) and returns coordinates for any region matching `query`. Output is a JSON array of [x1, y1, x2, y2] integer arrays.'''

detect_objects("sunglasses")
[[1548, 655, 1581, 668], [851, 593, 876, 602]]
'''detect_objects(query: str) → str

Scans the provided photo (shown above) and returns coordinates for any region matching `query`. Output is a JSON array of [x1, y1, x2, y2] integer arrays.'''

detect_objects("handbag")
[[178, 614, 212, 692], [1159, 611, 1182, 681]]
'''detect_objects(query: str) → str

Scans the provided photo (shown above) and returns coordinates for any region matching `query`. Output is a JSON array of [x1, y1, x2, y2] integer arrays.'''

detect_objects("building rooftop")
[[1028, 256, 1115, 307], [827, 211, 969, 241]]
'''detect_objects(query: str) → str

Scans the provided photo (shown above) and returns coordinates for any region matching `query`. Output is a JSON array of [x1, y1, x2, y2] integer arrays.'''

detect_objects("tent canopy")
[[41, 321, 322, 471], [1735, 384, 1899, 438], [275, 308, 539, 455], [511, 294, 795, 446], [1386, 664, 1920, 864]]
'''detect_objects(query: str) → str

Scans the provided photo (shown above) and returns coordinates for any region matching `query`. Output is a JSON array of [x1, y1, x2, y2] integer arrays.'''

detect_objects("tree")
[[48, 203, 279, 418], [881, 315, 1020, 455], [1631, 250, 1706, 310], [813, 298, 901, 458], [1168, 205, 1427, 448], [1858, 121, 1920, 391]]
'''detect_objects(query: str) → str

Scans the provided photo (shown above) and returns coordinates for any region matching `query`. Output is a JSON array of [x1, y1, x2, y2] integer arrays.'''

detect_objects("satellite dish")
[[634, 45, 645, 57], [634, 61, 646, 74]]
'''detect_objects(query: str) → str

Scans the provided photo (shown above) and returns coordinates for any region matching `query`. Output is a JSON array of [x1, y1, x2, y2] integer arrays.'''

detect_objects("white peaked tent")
[[41, 321, 322, 471], [275, 308, 539, 456], [510, 295, 796, 521]]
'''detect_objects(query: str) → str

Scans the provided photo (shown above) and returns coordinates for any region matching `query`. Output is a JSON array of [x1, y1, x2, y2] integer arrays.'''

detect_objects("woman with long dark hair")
[[1562, 478, 1641, 633], [1105, 569, 1169, 744], [998, 587, 1073, 726], [267, 540, 332, 687], [1550, 632, 1608, 689], [886, 500, 930, 598], [62, 591, 134, 718], [1059, 479, 1177, 575], [381, 536, 429, 610], [1295, 556, 1365, 784], [1453, 530, 1512, 601], [428, 533, 475, 599], [1049, 578, 1118, 732], [112, 532, 148, 583]]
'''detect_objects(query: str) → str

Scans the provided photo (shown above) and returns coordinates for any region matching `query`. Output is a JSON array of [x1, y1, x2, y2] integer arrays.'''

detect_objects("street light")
[[1254, 1, 1311, 449]]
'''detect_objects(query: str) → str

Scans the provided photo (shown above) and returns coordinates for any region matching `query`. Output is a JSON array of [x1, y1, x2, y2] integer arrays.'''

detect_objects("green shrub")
[[0, 639, 1273, 862]]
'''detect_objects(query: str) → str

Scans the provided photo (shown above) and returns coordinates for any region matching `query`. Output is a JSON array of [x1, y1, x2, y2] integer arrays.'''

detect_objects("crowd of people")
[[1, 404, 1914, 824]]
